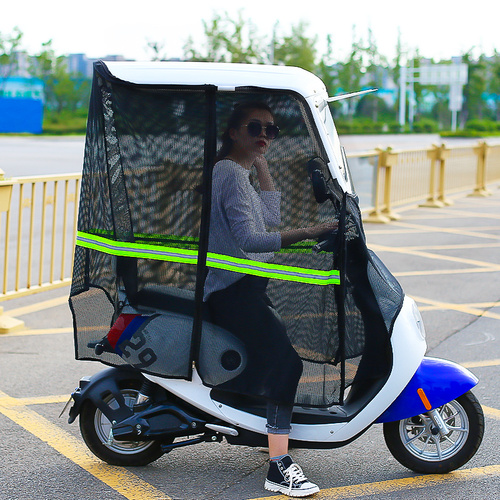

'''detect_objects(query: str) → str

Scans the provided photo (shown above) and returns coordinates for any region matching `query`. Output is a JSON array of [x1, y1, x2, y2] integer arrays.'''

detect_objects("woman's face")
[[230, 109, 275, 158]]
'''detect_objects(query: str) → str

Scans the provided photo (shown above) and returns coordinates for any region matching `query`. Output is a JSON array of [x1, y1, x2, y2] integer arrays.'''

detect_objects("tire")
[[383, 391, 484, 474], [79, 380, 166, 466]]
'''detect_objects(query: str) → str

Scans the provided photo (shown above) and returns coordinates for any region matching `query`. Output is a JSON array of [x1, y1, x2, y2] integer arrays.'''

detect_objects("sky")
[[2, 0, 499, 64]]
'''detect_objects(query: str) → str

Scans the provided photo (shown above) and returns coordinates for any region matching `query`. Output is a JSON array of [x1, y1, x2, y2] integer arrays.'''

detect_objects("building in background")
[[0, 76, 44, 133], [67, 53, 131, 78]]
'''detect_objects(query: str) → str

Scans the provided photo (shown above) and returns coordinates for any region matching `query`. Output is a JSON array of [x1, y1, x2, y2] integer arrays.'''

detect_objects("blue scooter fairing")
[[375, 357, 478, 423]]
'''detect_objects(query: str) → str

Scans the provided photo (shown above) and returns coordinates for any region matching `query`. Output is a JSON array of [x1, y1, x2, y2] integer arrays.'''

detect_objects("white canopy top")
[[103, 61, 327, 99]]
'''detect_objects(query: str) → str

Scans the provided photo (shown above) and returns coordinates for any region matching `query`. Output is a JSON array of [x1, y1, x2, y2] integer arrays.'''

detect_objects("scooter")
[[66, 60, 484, 475]]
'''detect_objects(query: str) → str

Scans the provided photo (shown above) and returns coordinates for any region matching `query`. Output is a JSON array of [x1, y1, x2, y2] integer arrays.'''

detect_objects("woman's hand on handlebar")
[[280, 220, 338, 247], [305, 221, 338, 240]]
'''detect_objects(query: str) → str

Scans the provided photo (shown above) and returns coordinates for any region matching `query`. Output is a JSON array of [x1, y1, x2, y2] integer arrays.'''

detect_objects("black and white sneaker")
[[265, 455, 320, 497]]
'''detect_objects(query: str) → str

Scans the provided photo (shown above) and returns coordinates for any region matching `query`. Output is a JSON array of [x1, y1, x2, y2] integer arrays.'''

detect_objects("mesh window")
[[71, 63, 404, 406], [71, 65, 208, 377]]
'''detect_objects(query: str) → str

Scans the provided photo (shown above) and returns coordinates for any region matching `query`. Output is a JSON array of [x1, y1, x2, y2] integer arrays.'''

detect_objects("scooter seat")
[[131, 284, 210, 319]]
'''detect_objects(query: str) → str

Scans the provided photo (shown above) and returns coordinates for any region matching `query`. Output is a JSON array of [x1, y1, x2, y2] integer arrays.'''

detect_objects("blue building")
[[0, 76, 44, 134]]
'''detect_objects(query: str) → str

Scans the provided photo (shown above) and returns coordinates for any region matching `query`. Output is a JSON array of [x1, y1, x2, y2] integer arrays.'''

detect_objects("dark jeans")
[[207, 275, 303, 433], [266, 400, 294, 434]]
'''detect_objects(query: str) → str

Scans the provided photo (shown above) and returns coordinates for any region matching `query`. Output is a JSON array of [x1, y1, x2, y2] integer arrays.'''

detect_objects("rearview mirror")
[[307, 157, 331, 204]]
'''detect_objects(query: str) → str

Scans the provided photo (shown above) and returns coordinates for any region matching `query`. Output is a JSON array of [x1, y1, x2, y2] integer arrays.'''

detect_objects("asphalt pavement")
[[0, 185, 499, 500]]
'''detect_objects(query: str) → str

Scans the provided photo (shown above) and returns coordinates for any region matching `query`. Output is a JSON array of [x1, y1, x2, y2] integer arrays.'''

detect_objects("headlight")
[[411, 301, 426, 340]]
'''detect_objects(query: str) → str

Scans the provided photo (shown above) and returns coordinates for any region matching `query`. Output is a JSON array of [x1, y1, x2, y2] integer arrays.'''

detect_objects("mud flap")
[[68, 366, 143, 424]]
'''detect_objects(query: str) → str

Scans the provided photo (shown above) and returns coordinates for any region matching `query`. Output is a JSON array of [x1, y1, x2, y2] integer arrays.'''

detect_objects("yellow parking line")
[[0, 390, 171, 500], [5, 295, 69, 317], [0, 394, 71, 406], [462, 359, 500, 368], [411, 295, 500, 320], [483, 406, 500, 420], [430, 208, 500, 221], [417, 305, 442, 311], [0, 327, 73, 337], [365, 228, 424, 235], [391, 221, 500, 240], [250, 465, 500, 500], [375, 242, 500, 252], [370, 243, 500, 271], [464, 302, 500, 308], [394, 267, 499, 277]]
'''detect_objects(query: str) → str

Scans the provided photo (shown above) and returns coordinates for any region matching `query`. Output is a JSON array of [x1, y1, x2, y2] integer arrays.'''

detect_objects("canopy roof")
[[104, 61, 328, 98]]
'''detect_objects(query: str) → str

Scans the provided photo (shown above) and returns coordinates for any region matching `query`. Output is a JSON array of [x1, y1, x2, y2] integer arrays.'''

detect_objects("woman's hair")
[[216, 101, 274, 161]]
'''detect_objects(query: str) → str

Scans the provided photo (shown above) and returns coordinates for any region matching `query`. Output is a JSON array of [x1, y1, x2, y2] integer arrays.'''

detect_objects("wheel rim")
[[398, 399, 470, 462], [94, 389, 155, 455]]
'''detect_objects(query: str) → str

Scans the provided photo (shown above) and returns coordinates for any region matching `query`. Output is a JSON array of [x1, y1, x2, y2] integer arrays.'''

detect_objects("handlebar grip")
[[313, 228, 338, 253], [312, 240, 329, 253]]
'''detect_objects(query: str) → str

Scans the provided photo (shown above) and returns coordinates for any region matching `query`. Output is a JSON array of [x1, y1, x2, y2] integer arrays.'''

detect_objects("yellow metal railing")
[[0, 140, 499, 331], [362, 142, 500, 222], [0, 172, 80, 306]]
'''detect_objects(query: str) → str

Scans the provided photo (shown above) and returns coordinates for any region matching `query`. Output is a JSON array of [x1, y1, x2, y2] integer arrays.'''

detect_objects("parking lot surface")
[[1, 186, 499, 500]]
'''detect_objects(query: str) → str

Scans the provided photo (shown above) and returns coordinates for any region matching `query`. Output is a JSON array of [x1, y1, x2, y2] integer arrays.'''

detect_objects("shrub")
[[42, 108, 88, 135], [412, 118, 439, 133], [336, 118, 384, 134], [465, 119, 497, 132]]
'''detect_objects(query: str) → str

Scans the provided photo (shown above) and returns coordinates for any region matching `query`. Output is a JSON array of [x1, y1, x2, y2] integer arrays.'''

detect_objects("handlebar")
[[312, 229, 338, 253]]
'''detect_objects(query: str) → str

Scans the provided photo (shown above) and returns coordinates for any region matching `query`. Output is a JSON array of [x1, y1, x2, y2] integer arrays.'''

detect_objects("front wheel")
[[383, 391, 484, 473], [79, 382, 166, 466]]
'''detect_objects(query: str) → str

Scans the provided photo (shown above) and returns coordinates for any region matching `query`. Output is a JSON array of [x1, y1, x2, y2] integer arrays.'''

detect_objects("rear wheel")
[[383, 391, 484, 473], [79, 382, 166, 466]]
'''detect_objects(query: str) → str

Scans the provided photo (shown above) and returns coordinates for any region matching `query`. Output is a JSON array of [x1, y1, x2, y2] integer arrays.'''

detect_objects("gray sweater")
[[203, 159, 281, 300]]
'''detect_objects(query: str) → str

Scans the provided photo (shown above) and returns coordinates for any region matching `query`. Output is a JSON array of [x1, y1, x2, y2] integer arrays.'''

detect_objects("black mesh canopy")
[[70, 61, 404, 407]]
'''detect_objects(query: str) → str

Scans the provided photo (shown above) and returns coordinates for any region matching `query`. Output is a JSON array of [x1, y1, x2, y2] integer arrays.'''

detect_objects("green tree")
[[335, 30, 364, 118], [273, 21, 317, 72], [30, 40, 89, 112], [146, 40, 168, 61], [0, 27, 23, 88], [462, 52, 489, 122], [317, 34, 336, 95], [487, 51, 500, 121], [183, 11, 266, 63], [359, 28, 388, 121], [393, 30, 404, 96]]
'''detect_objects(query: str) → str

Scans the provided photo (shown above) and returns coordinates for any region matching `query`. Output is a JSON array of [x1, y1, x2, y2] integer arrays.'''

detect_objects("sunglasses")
[[243, 121, 280, 140]]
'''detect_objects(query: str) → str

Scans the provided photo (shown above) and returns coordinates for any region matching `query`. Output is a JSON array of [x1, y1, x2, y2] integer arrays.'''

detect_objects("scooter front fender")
[[375, 357, 478, 423]]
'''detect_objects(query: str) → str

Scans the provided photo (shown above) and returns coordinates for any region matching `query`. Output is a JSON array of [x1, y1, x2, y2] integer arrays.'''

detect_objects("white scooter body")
[[100, 61, 426, 443], [146, 295, 426, 443]]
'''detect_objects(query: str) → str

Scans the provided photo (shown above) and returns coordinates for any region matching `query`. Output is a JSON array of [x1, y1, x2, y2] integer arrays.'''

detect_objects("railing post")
[[363, 148, 391, 223], [364, 147, 401, 223], [436, 143, 453, 206], [420, 144, 451, 207], [469, 141, 492, 197], [0, 169, 25, 334], [0, 169, 13, 212], [380, 148, 401, 221]]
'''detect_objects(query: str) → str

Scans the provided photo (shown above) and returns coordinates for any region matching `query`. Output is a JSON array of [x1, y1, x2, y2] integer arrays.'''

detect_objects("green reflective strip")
[[82, 229, 200, 250], [206, 253, 339, 285], [76, 231, 339, 286], [76, 231, 198, 264]]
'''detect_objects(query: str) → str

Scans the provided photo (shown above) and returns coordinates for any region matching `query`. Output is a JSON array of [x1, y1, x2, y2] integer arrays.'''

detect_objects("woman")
[[204, 101, 336, 497]]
